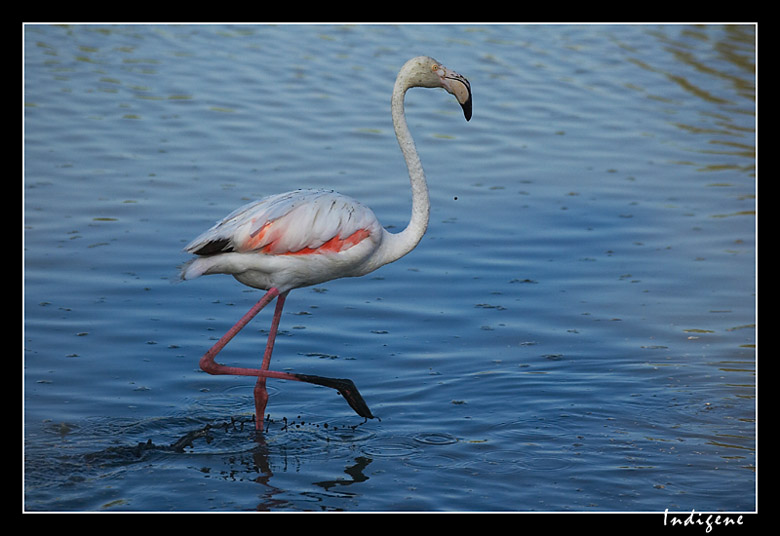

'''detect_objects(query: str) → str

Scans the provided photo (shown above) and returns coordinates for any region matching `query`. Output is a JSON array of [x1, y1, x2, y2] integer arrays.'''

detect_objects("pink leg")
[[253, 291, 287, 430], [199, 287, 294, 431], [199, 287, 282, 375], [198, 287, 376, 432]]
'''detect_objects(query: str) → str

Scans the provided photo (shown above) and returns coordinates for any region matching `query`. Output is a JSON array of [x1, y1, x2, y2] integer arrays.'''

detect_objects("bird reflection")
[[313, 456, 372, 491]]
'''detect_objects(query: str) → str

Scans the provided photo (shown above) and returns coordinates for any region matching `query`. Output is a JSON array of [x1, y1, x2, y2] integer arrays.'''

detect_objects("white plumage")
[[182, 189, 385, 291]]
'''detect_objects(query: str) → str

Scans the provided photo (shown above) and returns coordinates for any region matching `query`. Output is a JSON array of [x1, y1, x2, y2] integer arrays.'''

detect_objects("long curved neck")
[[386, 75, 430, 261]]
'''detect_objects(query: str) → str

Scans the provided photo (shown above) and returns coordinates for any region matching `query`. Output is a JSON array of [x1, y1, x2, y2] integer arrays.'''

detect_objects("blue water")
[[24, 24, 756, 512]]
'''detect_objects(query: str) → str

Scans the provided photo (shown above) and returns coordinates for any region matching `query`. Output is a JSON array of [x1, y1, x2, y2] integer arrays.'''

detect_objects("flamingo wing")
[[185, 189, 380, 258]]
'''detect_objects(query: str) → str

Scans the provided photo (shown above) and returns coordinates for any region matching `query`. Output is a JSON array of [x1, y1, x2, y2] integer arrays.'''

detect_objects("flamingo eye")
[[431, 64, 439, 71]]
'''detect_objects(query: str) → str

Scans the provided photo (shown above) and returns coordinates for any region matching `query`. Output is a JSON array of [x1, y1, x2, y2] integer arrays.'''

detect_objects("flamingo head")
[[401, 56, 472, 121]]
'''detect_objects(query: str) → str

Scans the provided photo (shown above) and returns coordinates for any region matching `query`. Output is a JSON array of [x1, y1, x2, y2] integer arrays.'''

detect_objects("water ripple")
[[413, 432, 459, 446]]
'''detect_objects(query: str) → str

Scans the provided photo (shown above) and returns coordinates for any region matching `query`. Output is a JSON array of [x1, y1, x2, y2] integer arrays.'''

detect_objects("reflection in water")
[[30, 415, 378, 511], [626, 25, 755, 180], [314, 456, 372, 490]]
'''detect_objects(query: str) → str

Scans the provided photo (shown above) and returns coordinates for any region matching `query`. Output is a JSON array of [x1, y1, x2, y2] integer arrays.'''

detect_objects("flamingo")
[[182, 56, 472, 431]]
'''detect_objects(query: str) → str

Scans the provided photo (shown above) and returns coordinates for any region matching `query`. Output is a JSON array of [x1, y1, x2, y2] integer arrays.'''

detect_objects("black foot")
[[293, 373, 375, 420]]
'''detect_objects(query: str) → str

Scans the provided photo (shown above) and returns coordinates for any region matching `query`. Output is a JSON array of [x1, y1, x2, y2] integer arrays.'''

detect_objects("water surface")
[[24, 23, 756, 512]]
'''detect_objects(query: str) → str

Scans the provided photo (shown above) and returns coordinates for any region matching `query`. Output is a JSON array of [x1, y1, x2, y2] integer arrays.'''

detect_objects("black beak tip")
[[461, 98, 472, 122]]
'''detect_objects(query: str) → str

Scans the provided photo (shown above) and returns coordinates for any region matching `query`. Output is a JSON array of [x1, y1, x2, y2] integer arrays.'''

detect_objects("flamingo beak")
[[442, 70, 472, 121]]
